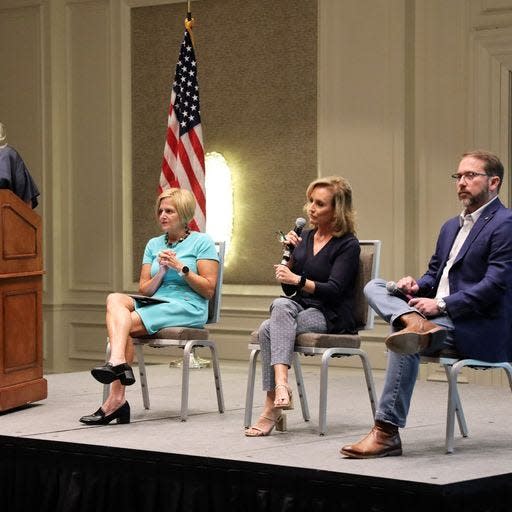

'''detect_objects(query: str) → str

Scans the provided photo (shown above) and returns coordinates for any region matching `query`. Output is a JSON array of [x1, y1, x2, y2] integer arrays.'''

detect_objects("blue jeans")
[[365, 278, 455, 428]]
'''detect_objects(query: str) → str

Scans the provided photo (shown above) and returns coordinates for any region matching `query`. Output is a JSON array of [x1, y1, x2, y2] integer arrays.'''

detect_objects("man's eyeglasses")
[[450, 171, 488, 182]]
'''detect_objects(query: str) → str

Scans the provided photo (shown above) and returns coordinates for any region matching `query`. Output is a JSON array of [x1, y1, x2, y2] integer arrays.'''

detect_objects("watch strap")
[[297, 274, 307, 290]]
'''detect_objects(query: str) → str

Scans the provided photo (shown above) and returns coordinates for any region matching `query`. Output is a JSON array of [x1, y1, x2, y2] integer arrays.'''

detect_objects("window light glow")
[[205, 152, 233, 261]]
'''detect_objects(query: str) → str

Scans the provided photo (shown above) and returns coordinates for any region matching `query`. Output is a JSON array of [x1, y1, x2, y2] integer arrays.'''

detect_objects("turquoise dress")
[[134, 232, 219, 334]]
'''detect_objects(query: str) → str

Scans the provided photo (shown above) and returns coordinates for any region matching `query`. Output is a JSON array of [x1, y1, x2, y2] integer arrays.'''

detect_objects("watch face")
[[182, 266, 189, 274]]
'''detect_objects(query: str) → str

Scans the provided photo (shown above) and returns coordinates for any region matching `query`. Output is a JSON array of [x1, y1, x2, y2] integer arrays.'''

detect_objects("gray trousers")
[[258, 297, 327, 391]]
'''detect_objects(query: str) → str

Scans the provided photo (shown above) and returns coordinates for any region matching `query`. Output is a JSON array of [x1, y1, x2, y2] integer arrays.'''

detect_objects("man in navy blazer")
[[341, 150, 512, 459]]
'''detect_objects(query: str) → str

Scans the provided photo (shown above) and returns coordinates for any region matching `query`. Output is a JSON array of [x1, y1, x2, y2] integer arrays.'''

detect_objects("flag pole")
[[185, 2, 195, 47], [168, 3, 211, 370]]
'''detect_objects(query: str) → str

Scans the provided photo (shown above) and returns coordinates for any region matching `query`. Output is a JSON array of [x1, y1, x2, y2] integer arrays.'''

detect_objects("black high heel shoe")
[[79, 401, 130, 425], [91, 362, 135, 386]]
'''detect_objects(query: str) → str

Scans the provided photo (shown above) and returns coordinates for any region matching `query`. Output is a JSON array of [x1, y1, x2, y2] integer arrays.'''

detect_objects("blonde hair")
[[304, 176, 356, 237], [155, 188, 196, 226]]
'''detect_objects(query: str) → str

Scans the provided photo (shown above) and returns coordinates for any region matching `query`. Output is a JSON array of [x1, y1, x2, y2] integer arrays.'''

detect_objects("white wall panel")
[[468, 25, 512, 204], [68, 319, 107, 359], [66, 0, 113, 291], [0, 4, 43, 196], [318, 0, 406, 279]]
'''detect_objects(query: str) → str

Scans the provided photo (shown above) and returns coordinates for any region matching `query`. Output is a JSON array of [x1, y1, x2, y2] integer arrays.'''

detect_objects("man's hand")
[[396, 276, 420, 296], [408, 297, 441, 317]]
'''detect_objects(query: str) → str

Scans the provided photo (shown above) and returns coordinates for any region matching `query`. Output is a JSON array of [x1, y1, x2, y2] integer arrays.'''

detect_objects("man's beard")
[[460, 188, 490, 209]]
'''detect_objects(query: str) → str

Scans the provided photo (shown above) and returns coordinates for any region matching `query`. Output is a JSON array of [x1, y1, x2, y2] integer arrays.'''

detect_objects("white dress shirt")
[[435, 196, 498, 300]]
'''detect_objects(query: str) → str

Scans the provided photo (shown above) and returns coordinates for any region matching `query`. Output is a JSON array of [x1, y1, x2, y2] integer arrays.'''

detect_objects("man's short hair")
[[462, 150, 504, 190], [462, 149, 504, 181]]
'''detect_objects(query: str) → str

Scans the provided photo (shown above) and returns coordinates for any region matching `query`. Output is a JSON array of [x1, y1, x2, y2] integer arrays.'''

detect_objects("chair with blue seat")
[[103, 241, 225, 422], [244, 239, 381, 435]]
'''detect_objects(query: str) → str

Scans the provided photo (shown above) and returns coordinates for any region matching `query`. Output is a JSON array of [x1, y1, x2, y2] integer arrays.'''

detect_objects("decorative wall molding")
[[470, 0, 512, 30], [467, 22, 512, 204], [65, 0, 114, 292]]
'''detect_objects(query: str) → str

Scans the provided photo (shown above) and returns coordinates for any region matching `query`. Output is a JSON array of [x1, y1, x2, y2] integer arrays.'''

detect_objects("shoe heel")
[[116, 414, 130, 424], [116, 402, 131, 424], [120, 370, 135, 386], [117, 365, 135, 386], [275, 414, 287, 432]]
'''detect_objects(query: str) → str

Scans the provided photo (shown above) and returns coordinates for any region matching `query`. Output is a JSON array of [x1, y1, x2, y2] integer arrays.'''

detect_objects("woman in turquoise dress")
[[80, 188, 219, 425]]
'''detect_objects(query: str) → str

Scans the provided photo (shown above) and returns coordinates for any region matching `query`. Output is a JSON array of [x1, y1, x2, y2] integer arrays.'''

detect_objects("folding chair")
[[103, 242, 225, 421], [421, 354, 512, 453], [244, 240, 381, 435]]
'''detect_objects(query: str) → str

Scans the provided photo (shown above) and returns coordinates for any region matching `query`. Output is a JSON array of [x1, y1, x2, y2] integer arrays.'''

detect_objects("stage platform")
[[1, 360, 512, 511]]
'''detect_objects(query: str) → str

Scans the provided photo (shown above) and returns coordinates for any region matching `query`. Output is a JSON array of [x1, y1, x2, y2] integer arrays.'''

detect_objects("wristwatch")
[[436, 298, 447, 314], [178, 266, 189, 277], [297, 274, 307, 290]]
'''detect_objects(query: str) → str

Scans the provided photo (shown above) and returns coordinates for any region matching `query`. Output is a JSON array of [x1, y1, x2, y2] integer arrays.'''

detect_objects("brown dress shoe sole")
[[386, 328, 447, 355], [340, 446, 403, 459]]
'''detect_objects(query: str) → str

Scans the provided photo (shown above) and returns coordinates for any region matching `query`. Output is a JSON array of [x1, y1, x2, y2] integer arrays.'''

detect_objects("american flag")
[[160, 20, 205, 232]]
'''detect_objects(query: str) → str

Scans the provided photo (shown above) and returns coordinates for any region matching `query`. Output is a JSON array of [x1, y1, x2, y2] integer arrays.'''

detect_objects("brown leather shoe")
[[386, 312, 447, 354], [340, 424, 402, 459]]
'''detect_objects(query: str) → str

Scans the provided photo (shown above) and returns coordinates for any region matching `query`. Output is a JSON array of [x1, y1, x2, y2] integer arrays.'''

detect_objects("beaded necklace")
[[164, 228, 191, 248]]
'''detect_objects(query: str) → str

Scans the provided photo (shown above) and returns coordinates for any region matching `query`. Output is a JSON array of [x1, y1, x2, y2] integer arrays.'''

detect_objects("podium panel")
[[0, 190, 46, 411]]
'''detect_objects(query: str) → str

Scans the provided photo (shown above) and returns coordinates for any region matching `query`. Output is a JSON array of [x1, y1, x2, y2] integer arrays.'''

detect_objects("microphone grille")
[[385, 281, 396, 293], [296, 217, 307, 229]]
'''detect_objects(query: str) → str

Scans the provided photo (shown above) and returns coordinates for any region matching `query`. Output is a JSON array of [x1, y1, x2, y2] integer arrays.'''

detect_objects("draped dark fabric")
[[1, 435, 511, 512], [0, 145, 40, 208]]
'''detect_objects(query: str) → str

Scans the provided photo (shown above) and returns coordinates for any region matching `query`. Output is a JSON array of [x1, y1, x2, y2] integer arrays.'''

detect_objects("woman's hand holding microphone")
[[275, 229, 304, 285]]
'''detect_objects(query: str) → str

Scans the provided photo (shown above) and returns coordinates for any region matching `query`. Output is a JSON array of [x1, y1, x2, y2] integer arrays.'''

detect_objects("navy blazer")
[[416, 198, 512, 362]]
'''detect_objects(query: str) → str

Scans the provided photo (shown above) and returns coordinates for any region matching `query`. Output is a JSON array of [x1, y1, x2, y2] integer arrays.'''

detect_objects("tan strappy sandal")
[[245, 413, 287, 437], [274, 383, 294, 410]]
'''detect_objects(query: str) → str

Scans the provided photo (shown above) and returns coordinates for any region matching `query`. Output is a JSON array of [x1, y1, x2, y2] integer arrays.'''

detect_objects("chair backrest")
[[353, 240, 381, 331], [207, 241, 225, 324]]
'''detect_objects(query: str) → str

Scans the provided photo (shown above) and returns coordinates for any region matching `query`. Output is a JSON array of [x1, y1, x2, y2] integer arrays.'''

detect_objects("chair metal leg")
[[102, 339, 111, 403], [445, 361, 469, 453], [442, 364, 467, 440], [292, 353, 310, 423], [318, 350, 332, 436], [244, 348, 259, 428], [180, 341, 193, 421], [358, 351, 377, 418], [134, 343, 150, 410], [502, 363, 512, 392], [207, 341, 225, 413]]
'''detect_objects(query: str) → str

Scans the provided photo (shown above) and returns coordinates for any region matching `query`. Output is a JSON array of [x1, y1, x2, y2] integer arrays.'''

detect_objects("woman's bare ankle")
[[102, 397, 125, 414], [108, 358, 126, 366]]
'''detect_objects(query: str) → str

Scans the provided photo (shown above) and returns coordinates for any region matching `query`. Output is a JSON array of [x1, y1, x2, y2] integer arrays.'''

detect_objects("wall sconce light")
[[205, 151, 233, 261]]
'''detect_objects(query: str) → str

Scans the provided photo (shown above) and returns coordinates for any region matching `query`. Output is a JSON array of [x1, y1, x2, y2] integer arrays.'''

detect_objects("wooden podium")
[[0, 189, 46, 411]]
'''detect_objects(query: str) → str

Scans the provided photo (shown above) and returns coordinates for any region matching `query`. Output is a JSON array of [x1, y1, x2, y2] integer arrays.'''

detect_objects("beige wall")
[[130, 0, 317, 284], [1, 0, 512, 388]]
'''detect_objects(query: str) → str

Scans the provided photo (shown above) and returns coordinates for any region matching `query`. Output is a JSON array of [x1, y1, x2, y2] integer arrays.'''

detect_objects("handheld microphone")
[[386, 281, 413, 302], [280, 217, 307, 265]]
